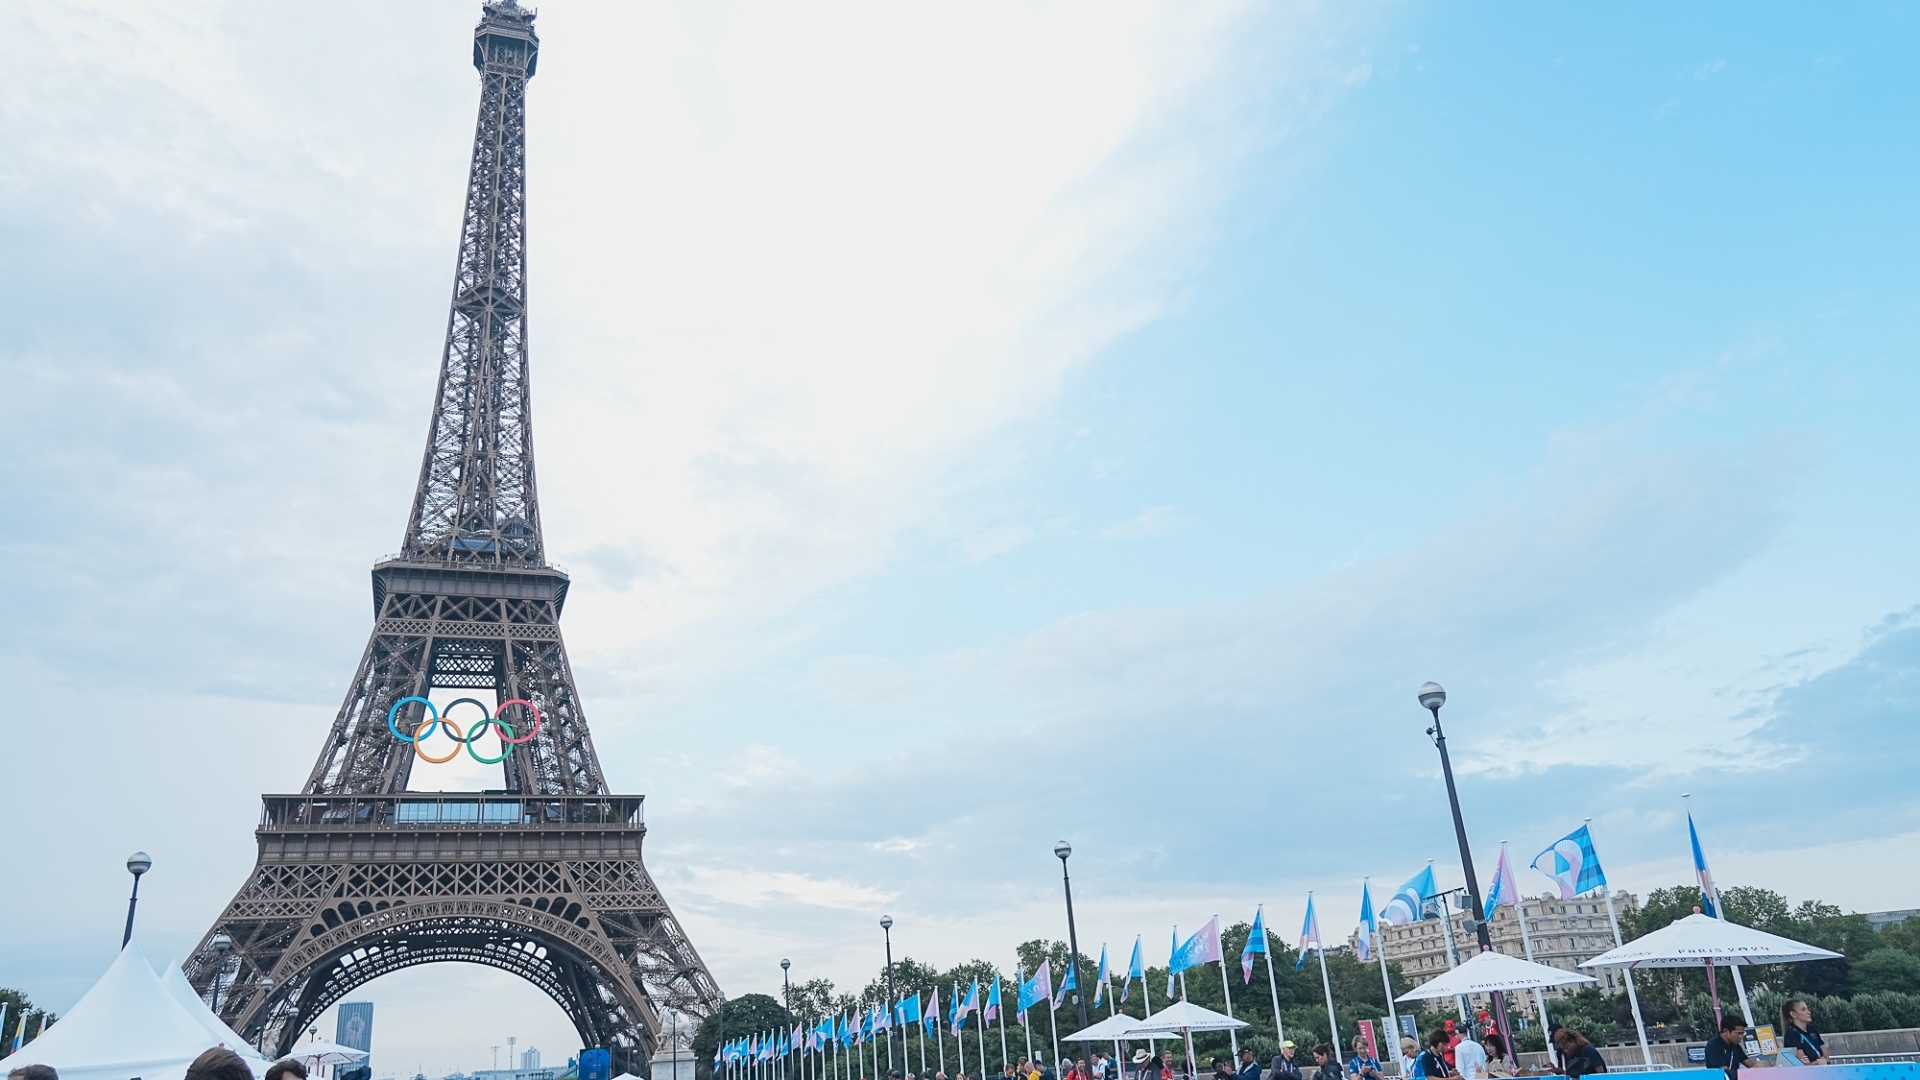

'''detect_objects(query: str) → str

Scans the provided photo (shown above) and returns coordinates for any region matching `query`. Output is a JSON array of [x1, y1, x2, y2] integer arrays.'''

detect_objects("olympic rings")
[[413, 715, 465, 764], [386, 695, 541, 763]]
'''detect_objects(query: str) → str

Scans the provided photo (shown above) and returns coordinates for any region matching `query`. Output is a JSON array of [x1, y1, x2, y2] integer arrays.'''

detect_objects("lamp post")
[[1418, 682, 1510, 1043], [715, 990, 729, 1080], [782, 959, 794, 1080], [122, 851, 152, 948], [880, 915, 897, 1073], [1053, 841, 1090, 1032], [206, 931, 234, 1015]]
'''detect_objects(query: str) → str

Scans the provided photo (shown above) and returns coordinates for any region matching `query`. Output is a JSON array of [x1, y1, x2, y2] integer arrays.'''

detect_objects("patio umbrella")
[[1062, 1012, 1150, 1041], [1580, 912, 1840, 1027], [1395, 950, 1596, 1002], [1129, 1000, 1247, 1076]]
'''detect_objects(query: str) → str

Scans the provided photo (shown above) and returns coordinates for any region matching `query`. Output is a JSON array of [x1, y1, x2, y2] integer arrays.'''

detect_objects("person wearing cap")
[[1132, 1049, 1155, 1080], [1238, 1047, 1262, 1080], [1269, 1041, 1303, 1080]]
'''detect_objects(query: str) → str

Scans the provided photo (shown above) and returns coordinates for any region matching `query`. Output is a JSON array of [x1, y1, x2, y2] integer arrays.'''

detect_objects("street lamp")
[[1418, 683, 1511, 1044], [122, 851, 152, 948], [880, 916, 897, 1073], [782, 959, 794, 1077], [715, 990, 729, 1080], [1054, 841, 1090, 1032], [207, 931, 234, 1016]]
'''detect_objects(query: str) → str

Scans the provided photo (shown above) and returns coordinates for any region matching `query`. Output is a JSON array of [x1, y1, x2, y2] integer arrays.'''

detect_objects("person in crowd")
[[1106, 1054, 1122, 1080], [1213, 1057, 1236, 1080], [184, 1049, 254, 1080], [1703, 1016, 1769, 1079], [1239, 1047, 1263, 1080], [8, 1066, 58, 1080], [1398, 1037, 1419, 1079], [1478, 1033, 1512, 1079], [1780, 999, 1827, 1065], [1441, 1022, 1461, 1072], [1414, 1030, 1455, 1079], [1270, 1040, 1303, 1080], [1309, 1045, 1341, 1080], [264, 1061, 308, 1080], [1160, 1049, 1180, 1080], [1346, 1036, 1381, 1080], [1133, 1050, 1155, 1080], [1551, 1029, 1606, 1076], [1451, 1027, 1487, 1080]]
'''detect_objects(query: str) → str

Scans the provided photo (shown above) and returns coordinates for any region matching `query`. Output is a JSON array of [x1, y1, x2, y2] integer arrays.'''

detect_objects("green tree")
[[1853, 950, 1920, 996], [0, 987, 53, 1049], [695, 993, 791, 1080]]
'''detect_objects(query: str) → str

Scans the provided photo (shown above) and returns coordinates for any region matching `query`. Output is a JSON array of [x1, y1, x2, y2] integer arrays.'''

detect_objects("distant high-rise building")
[[523, 1048, 541, 1071]]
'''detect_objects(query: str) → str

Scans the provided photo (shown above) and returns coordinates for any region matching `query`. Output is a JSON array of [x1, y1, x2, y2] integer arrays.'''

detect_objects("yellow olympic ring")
[[413, 716, 466, 764]]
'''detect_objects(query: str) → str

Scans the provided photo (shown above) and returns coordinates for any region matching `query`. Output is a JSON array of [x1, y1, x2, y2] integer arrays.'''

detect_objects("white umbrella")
[[1062, 1013, 1150, 1042], [288, 1039, 370, 1067], [1127, 1000, 1248, 1035], [1395, 950, 1595, 1002], [1578, 913, 1841, 969]]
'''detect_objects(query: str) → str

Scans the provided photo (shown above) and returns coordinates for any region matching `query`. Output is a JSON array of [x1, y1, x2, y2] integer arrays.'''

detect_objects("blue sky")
[[2, 0, 1917, 1070]]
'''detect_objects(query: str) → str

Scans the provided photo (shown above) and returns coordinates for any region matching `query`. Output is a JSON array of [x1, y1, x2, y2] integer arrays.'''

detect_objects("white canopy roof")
[[1395, 950, 1595, 1001], [160, 959, 274, 1072], [286, 1038, 371, 1065], [1580, 912, 1842, 969], [1127, 1000, 1248, 1035], [1062, 1012, 1150, 1041], [0, 943, 242, 1080]]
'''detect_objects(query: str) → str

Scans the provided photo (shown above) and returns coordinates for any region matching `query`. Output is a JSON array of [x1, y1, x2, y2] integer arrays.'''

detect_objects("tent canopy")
[[0, 943, 237, 1080], [1062, 1012, 1149, 1041], [1580, 913, 1842, 969], [1127, 1000, 1248, 1035], [160, 959, 273, 1072], [1395, 950, 1595, 1002]]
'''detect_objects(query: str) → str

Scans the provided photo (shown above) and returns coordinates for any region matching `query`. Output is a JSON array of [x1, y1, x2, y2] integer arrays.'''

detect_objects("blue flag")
[[1125, 935, 1143, 1002], [1690, 812, 1720, 918], [897, 993, 922, 1025], [1241, 906, 1266, 983], [986, 973, 1002, 1022], [1357, 883, 1377, 961], [1094, 943, 1110, 1005], [1296, 893, 1322, 971], [1018, 963, 1052, 1012], [1379, 865, 1437, 926], [1053, 954, 1077, 1008], [1531, 824, 1608, 900]]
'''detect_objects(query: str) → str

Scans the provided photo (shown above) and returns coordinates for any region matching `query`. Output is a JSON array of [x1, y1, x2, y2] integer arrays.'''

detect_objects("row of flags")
[[717, 810, 1732, 1067]]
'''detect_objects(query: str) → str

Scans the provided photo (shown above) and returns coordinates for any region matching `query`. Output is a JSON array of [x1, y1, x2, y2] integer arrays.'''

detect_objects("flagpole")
[[979, 987, 991, 1080], [1049, 990, 1063, 1079], [1308, 894, 1342, 1063], [1104, 967, 1121, 1074], [1021, 964, 1036, 1070], [1141, 937, 1158, 1059], [959, 1008, 969, 1079], [1686, 795, 1756, 1028], [1432, 876, 1468, 1022], [1599, 886, 1652, 1066], [922, 998, 931, 1078], [1213, 915, 1239, 1058], [1362, 885, 1393, 1070], [938, 994, 949, 1076], [1259, 906, 1287, 1046], [998, 974, 1012, 1074]]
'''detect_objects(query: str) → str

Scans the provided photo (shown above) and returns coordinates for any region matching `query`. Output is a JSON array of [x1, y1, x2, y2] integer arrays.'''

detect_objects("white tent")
[[1395, 950, 1595, 1001], [1579, 913, 1842, 969], [159, 960, 276, 1073], [0, 943, 238, 1080], [1062, 1012, 1150, 1042], [1127, 1000, 1247, 1035]]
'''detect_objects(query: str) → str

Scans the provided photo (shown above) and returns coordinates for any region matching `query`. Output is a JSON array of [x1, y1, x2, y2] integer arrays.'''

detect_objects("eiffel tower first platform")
[[182, 3, 720, 1067]]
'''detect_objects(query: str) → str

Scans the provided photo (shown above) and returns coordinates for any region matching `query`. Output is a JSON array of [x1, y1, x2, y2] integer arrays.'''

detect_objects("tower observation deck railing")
[[259, 794, 644, 831]]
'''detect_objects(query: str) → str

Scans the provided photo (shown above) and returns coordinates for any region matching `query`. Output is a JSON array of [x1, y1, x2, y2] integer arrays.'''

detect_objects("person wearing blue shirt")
[[1344, 1038, 1381, 1080], [1237, 1049, 1262, 1080]]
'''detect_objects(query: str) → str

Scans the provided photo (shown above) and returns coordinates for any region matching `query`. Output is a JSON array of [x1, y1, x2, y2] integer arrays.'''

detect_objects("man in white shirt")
[[1451, 1035, 1487, 1080]]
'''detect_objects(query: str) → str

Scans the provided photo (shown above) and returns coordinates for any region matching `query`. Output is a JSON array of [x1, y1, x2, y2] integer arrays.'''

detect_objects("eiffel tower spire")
[[404, 0, 544, 569], [183, 6, 721, 1068]]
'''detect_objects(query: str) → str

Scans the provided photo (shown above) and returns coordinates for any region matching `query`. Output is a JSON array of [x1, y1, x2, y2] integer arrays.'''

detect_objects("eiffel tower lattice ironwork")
[[182, 3, 720, 1068]]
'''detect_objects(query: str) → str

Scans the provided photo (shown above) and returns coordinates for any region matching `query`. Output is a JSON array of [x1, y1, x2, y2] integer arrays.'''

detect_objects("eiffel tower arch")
[[181, 3, 720, 1069]]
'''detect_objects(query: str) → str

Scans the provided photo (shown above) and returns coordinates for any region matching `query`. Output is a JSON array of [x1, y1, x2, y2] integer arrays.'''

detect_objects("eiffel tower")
[[183, 3, 720, 1068]]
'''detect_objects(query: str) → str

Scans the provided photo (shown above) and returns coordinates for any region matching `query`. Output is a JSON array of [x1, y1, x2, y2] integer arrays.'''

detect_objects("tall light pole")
[[1053, 841, 1090, 1032], [782, 959, 794, 1080], [122, 851, 152, 948], [715, 990, 729, 1080], [1418, 682, 1510, 1041], [881, 915, 897, 1073]]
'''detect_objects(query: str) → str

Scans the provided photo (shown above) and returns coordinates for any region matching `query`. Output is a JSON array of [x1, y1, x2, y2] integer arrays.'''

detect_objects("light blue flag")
[[1379, 865, 1438, 926], [1094, 943, 1110, 1005], [1690, 812, 1720, 918], [986, 973, 1002, 1022], [1295, 893, 1321, 972], [897, 993, 922, 1025], [1166, 927, 1178, 996], [1018, 962, 1052, 1012], [1241, 907, 1266, 984], [1053, 955, 1077, 1009], [1356, 883, 1377, 961], [1125, 935, 1143, 1002], [1530, 824, 1608, 900], [924, 986, 940, 1035]]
